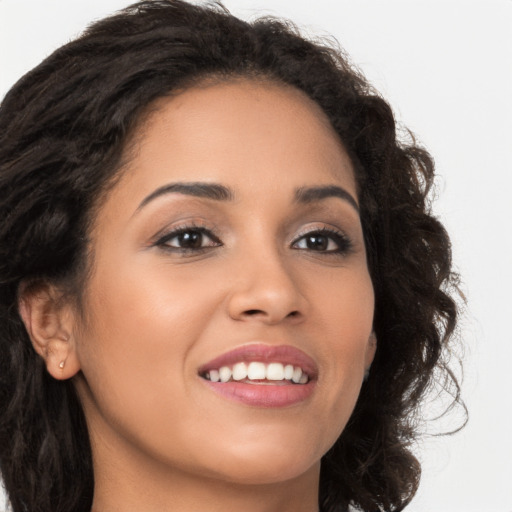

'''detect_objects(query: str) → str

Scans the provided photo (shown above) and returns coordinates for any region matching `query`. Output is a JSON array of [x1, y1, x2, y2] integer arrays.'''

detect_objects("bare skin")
[[21, 80, 376, 512]]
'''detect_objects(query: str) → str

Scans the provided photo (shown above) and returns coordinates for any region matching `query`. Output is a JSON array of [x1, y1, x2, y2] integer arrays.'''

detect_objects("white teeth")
[[291, 367, 303, 384], [247, 361, 266, 380], [232, 362, 248, 381], [219, 366, 231, 383], [204, 362, 309, 384], [266, 362, 284, 380]]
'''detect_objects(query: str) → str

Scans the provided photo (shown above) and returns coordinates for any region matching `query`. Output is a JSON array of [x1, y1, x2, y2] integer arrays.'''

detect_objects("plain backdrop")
[[1, 1, 511, 511]]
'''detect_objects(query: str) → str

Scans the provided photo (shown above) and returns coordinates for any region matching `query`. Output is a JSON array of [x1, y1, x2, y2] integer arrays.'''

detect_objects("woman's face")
[[72, 80, 375, 486]]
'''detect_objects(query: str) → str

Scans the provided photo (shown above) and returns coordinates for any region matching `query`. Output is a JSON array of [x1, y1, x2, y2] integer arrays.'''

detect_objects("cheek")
[[73, 258, 221, 425], [311, 264, 374, 347], [307, 266, 374, 426], [83, 252, 221, 341]]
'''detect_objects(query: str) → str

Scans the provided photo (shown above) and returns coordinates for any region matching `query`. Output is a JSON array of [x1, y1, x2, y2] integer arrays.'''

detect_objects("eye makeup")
[[154, 224, 222, 254]]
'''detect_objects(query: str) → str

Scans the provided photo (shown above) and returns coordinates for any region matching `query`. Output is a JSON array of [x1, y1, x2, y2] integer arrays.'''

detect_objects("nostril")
[[242, 309, 300, 319], [244, 309, 263, 316]]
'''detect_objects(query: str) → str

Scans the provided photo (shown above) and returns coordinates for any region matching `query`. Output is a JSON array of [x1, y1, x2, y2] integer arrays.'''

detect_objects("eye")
[[155, 226, 221, 252], [292, 228, 352, 254]]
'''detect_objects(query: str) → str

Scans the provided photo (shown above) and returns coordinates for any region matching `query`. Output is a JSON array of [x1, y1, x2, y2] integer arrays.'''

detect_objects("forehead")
[[107, 79, 357, 209]]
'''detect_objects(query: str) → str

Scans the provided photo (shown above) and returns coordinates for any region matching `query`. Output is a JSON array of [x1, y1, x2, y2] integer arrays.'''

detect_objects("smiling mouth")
[[197, 344, 317, 406], [201, 361, 309, 384]]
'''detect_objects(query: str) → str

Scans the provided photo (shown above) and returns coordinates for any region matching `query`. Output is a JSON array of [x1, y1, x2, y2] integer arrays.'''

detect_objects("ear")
[[364, 331, 377, 370], [18, 281, 81, 380]]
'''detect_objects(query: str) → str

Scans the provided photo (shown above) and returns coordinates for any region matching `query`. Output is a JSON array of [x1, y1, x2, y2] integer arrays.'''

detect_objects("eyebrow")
[[137, 182, 234, 211], [294, 185, 359, 212], [136, 181, 359, 213]]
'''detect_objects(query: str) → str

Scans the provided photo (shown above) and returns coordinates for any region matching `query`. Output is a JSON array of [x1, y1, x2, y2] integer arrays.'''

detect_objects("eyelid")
[[152, 221, 222, 250], [291, 224, 354, 254], [150, 218, 211, 241], [149, 219, 354, 256]]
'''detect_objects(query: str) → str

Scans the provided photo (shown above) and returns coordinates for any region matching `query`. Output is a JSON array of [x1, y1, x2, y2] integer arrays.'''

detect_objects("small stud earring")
[[363, 368, 370, 381], [59, 361, 65, 369]]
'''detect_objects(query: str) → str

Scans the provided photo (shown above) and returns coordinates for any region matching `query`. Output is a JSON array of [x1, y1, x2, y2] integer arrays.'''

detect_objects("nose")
[[226, 250, 308, 325]]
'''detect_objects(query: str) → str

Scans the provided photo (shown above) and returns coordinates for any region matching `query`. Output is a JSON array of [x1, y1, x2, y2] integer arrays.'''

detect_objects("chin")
[[209, 456, 320, 486], [192, 430, 326, 486]]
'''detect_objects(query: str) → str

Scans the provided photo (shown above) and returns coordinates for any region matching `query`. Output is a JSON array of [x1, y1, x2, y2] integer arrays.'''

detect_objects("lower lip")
[[201, 379, 316, 408]]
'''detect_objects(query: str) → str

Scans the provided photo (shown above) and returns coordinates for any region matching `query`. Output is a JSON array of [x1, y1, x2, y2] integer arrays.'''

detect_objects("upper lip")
[[198, 343, 318, 379]]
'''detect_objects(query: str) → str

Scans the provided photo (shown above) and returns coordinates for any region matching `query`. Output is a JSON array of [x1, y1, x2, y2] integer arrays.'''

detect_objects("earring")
[[59, 360, 65, 369], [363, 368, 370, 381]]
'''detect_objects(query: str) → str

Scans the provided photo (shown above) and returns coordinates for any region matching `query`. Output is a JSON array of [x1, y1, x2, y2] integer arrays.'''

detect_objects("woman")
[[0, 1, 462, 511]]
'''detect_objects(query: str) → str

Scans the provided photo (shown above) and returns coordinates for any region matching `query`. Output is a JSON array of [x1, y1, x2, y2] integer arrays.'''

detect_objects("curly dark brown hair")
[[0, 1, 463, 511]]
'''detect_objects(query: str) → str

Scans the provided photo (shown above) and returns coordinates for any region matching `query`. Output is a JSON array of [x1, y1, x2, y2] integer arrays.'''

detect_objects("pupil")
[[179, 231, 202, 248], [307, 235, 328, 251]]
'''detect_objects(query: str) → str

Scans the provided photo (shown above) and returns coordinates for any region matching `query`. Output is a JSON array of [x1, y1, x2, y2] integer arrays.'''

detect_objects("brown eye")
[[175, 231, 204, 249], [293, 229, 352, 254], [156, 227, 221, 252], [302, 234, 330, 251]]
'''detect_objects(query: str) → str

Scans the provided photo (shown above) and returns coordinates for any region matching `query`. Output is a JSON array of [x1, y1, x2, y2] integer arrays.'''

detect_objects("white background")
[[1, 1, 511, 511]]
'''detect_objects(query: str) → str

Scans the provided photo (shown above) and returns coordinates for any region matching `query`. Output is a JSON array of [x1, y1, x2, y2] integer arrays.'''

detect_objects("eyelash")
[[154, 225, 353, 256], [154, 224, 222, 254], [291, 227, 353, 255]]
